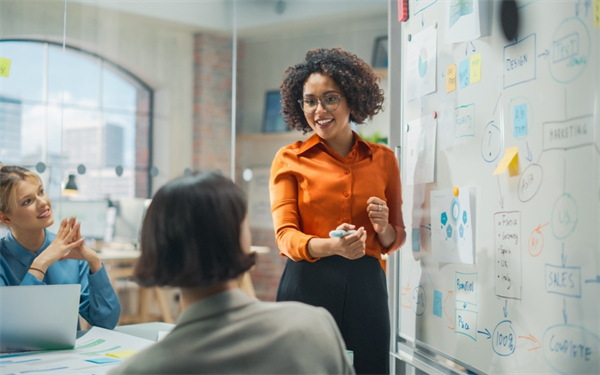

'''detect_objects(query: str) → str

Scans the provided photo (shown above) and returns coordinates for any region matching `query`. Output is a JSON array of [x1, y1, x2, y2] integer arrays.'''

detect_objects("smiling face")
[[302, 72, 352, 144], [0, 177, 54, 232]]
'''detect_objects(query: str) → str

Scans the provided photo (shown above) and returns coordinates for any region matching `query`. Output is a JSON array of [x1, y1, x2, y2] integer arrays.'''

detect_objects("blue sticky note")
[[459, 59, 470, 89], [411, 228, 421, 252], [86, 357, 121, 365], [513, 103, 527, 138], [433, 290, 443, 318]]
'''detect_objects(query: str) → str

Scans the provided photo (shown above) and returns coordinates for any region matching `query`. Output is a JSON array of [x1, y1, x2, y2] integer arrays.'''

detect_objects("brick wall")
[[193, 33, 236, 176], [192, 33, 285, 302], [249, 228, 286, 301]]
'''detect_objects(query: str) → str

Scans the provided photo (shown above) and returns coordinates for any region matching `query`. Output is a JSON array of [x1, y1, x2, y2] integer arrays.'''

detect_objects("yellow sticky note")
[[470, 53, 481, 84], [493, 146, 519, 177], [595, 0, 600, 28], [0, 57, 11, 78], [106, 350, 138, 359], [446, 64, 457, 93]]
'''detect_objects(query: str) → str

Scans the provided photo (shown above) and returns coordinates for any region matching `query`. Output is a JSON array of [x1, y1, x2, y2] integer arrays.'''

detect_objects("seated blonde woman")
[[0, 165, 120, 329], [109, 172, 353, 375]]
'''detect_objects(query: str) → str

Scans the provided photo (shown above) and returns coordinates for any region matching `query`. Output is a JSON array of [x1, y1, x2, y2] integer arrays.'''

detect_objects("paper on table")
[[430, 188, 475, 264], [86, 357, 121, 364], [0, 327, 154, 374], [406, 26, 437, 101], [493, 146, 519, 176], [106, 349, 138, 359], [405, 116, 437, 186], [157, 331, 171, 342], [444, 0, 481, 44]]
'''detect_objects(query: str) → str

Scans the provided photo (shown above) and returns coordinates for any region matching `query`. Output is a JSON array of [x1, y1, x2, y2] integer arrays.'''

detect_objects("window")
[[0, 40, 152, 199]]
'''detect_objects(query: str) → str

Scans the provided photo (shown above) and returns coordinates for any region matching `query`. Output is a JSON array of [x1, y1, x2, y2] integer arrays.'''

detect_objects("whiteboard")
[[394, 0, 600, 373]]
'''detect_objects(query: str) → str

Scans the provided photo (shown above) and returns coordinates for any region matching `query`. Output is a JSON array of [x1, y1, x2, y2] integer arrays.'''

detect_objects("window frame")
[[0, 38, 154, 197]]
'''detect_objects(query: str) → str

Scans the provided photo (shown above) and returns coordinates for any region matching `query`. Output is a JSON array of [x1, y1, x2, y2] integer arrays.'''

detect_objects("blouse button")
[[344, 170, 350, 174], [343, 192, 350, 197]]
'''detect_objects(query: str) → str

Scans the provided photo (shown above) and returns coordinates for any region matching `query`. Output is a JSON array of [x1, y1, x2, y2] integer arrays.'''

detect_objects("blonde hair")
[[0, 165, 43, 215]]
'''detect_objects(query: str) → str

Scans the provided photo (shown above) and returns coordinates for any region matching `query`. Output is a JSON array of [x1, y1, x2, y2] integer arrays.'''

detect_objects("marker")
[[453, 187, 459, 197], [329, 230, 357, 238]]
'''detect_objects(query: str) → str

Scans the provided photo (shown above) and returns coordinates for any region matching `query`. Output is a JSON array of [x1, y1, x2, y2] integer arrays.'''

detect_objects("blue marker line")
[[424, 267, 434, 286], [17, 359, 41, 364], [561, 243, 568, 267], [585, 275, 600, 283], [20, 367, 69, 374]]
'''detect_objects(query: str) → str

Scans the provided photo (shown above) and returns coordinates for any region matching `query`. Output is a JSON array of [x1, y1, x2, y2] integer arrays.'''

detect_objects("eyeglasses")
[[298, 95, 344, 114]]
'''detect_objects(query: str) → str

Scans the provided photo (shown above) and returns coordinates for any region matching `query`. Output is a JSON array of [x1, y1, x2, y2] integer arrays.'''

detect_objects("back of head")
[[0, 165, 43, 218], [134, 172, 256, 287]]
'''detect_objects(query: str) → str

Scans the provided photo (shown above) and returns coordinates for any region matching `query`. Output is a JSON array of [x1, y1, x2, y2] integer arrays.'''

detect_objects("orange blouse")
[[269, 132, 406, 262]]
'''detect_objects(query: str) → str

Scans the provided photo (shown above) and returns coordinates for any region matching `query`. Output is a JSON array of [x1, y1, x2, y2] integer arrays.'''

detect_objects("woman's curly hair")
[[280, 47, 385, 134]]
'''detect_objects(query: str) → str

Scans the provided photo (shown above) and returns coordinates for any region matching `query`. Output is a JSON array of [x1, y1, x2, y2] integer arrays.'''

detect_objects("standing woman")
[[0, 165, 121, 329], [270, 48, 406, 374]]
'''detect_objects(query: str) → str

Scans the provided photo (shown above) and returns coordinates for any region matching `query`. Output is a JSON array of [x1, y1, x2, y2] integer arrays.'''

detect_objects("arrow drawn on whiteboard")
[[526, 142, 533, 162], [576, 0, 581, 16], [585, 275, 600, 283], [561, 243, 568, 267], [518, 334, 541, 351], [503, 300, 508, 317], [563, 298, 568, 324], [444, 290, 453, 303], [497, 175, 505, 209], [421, 13, 424, 27], [584, 0, 591, 15], [478, 328, 491, 339], [538, 49, 550, 59], [470, 41, 476, 52], [443, 291, 455, 330]]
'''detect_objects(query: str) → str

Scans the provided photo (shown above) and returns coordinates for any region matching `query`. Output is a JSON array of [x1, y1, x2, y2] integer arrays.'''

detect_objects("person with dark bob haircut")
[[270, 48, 406, 375], [110, 172, 354, 375]]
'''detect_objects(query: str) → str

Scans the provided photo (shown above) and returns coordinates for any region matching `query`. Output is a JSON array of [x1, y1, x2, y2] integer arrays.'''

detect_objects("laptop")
[[0, 284, 81, 353]]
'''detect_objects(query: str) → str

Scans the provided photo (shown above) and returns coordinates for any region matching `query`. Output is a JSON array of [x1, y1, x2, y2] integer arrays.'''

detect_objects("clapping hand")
[[59, 217, 102, 273]]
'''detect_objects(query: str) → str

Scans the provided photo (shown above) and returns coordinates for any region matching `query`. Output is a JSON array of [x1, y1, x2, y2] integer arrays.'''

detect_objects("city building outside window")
[[0, 40, 152, 201]]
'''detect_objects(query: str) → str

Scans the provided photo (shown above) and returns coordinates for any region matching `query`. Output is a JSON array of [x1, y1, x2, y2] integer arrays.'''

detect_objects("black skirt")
[[276, 255, 390, 375]]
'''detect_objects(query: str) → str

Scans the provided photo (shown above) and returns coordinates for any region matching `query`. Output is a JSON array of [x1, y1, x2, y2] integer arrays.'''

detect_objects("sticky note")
[[513, 103, 527, 138], [106, 350, 138, 359], [86, 357, 121, 364], [470, 53, 481, 83], [493, 146, 520, 177], [595, 0, 600, 27], [0, 57, 11, 78], [433, 290, 442, 318], [412, 228, 421, 252], [459, 58, 470, 89], [446, 64, 457, 93]]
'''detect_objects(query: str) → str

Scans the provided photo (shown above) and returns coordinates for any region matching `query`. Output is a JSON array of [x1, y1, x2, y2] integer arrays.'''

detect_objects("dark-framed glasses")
[[298, 95, 344, 114]]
